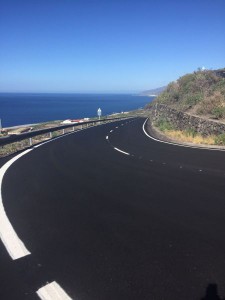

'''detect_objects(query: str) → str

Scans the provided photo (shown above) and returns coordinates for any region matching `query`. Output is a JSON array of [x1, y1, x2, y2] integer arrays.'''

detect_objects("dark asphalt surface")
[[1, 117, 225, 300]]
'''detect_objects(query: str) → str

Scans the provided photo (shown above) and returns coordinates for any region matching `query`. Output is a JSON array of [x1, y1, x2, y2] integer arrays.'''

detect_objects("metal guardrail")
[[0, 116, 132, 147]]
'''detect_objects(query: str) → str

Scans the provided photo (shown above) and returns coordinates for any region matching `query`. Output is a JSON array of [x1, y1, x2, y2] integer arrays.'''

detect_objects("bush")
[[185, 93, 203, 106], [155, 118, 174, 132], [212, 107, 225, 119], [215, 133, 225, 145], [184, 128, 197, 138]]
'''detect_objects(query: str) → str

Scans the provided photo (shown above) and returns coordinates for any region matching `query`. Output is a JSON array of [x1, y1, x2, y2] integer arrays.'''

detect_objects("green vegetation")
[[154, 120, 216, 145], [147, 68, 225, 119], [184, 128, 197, 138], [155, 118, 174, 132], [212, 107, 225, 119], [214, 133, 225, 145]]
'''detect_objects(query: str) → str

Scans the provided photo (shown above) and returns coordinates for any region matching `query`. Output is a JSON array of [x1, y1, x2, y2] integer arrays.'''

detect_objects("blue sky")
[[0, 0, 225, 93]]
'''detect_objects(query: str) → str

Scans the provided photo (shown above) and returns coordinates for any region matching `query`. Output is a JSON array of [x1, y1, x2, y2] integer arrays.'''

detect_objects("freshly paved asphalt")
[[1, 117, 225, 300]]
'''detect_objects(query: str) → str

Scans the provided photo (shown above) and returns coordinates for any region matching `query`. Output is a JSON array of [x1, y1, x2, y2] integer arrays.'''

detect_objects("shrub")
[[215, 133, 225, 145], [155, 118, 174, 132], [212, 107, 225, 119], [184, 128, 197, 138], [185, 93, 203, 106]]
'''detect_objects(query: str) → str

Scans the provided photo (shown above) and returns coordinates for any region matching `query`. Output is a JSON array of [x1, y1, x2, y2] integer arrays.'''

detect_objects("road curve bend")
[[1, 118, 225, 300]]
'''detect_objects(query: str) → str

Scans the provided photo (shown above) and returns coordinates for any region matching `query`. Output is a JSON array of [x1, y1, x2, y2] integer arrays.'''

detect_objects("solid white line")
[[142, 118, 225, 152], [0, 129, 79, 259], [34, 130, 78, 148], [0, 119, 124, 259], [0, 150, 32, 260], [114, 147, 130, 156], [36, 281, 72, 300]]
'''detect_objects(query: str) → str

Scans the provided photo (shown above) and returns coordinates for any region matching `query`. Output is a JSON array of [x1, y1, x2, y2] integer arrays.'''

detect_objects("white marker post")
[[97, 108, 102, 124]]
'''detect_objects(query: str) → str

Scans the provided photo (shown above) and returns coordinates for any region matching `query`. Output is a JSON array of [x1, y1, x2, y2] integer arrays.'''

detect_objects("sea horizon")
[[0, 93, 154, 127]]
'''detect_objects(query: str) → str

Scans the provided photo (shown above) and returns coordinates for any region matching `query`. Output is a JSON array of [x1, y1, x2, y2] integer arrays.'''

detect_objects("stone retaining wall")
[[147, 104, 225, 136]]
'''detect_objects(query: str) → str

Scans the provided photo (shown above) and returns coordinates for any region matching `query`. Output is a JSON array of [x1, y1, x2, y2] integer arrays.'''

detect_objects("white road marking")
[[142, 118, 225, 152], [34, 130, 81, 148], [36, 281, 72, 300], [35, 119, 119, 148], [114, 147, 130, 156], [110, 130, 113, 133], [115, 127, 118, 129], [106, 136, 108, 140], [0, 119, 126, 260], [0, 150, 32, 260]]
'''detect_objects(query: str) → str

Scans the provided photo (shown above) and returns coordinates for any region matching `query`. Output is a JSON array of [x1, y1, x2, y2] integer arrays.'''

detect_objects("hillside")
[[146, 68, 225, 120], [140, 86, 166, 96]]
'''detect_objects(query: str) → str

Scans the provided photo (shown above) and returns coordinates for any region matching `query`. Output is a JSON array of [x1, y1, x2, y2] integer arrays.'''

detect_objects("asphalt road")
[[1, 117, 225, 299]]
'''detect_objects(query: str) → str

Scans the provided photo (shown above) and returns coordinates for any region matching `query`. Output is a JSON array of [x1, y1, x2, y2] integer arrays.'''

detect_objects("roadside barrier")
[[0, 116, 132, 151]]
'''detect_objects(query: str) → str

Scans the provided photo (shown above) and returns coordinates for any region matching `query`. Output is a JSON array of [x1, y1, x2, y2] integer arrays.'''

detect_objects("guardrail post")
[[49, 132, 52, 138], [63, 129, 65, 134], [73, 126, 75, 131], [29, 138, 32, 146]]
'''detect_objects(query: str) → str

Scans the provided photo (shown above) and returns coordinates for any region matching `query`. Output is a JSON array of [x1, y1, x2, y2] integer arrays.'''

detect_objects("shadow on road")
[[201, 284, 225, 300]]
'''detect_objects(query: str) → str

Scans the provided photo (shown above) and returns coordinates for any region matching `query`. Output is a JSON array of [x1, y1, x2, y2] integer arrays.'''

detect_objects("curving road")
[[1, 117, 225, 299]]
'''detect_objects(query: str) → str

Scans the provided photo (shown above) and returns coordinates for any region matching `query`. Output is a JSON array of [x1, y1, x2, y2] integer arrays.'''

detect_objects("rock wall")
[[147, 104, 225, 136]]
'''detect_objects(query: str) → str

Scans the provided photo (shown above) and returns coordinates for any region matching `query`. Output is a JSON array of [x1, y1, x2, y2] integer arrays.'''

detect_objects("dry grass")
[[165, 129, 216, 145], [197, 91, 225, 115], [0, 127, 79, 158]]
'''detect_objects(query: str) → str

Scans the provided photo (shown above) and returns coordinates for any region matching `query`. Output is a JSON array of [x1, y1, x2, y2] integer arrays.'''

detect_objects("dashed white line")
[[115, 127, 118, 129], [36, 281, 72, 300], [0, 150, 32, 260], [106, 136, 108, 140], [110, 130, 113, 133], [113, 147, 130, 156]]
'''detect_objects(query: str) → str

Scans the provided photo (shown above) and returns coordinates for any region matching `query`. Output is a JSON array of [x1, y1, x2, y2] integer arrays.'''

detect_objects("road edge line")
[[142, 118, 225, 152], [0, 149, 32, 260], [0, 118, 128, 259]]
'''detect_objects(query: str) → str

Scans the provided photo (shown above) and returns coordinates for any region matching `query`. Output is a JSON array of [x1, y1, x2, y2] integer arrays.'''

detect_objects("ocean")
[[0, 93, 153, 127]]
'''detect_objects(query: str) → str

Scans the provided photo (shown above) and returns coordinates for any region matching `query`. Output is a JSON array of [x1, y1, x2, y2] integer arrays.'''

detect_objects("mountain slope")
[[146, 68, 225, 120], [140, 86, 166, 96]]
